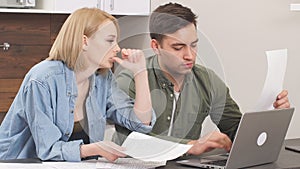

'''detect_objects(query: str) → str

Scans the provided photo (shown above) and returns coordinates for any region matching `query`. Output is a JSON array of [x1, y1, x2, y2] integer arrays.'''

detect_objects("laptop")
[[177, 108, 294, 169]]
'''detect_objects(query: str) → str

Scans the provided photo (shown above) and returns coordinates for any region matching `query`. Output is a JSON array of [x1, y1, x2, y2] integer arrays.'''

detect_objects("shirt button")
[[70, 110, 74, 114], [67, 92, 71, 96], [170, 94, 174, 98], [65, 132, 70, 137], [167, 116, 171, 121], [162, 83, 166, 88]]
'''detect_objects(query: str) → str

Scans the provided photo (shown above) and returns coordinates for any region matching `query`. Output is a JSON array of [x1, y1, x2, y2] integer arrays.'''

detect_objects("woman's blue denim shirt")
[[0, 60, 156, 161]]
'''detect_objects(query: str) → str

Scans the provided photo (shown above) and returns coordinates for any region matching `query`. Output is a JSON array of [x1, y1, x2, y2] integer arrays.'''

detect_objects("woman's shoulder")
[[25, 60, 66, 81]]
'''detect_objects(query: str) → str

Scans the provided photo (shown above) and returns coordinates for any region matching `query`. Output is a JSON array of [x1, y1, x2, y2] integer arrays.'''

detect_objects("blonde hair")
[[47, 8, 119, 72]]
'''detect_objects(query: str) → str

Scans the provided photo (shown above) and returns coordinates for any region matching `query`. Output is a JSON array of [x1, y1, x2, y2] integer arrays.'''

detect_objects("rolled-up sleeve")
[[106, 73, 156, 133]]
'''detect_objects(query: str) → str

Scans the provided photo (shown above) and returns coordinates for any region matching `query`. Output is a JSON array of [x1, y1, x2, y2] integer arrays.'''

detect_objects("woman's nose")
[[114, 44, 121, 53]]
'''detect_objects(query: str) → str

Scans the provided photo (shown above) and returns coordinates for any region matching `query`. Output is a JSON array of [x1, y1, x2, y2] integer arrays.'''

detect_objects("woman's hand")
[[113, 48, 152, 125], [80, 141, 126, 162], [113, 49, 147, 76]]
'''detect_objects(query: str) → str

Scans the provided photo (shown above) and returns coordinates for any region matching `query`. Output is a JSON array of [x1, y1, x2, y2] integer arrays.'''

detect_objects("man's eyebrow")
[[192, 39, 199, 44], [171, 43, 186, 47], [171, 39, 199, 46]]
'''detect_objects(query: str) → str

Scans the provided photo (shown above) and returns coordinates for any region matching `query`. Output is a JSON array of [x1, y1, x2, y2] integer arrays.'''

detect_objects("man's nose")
[[183, 47, 194, 60]]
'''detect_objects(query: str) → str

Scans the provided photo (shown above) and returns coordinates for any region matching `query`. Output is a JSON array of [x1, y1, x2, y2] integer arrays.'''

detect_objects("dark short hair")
[[149, 3, 197, 43]]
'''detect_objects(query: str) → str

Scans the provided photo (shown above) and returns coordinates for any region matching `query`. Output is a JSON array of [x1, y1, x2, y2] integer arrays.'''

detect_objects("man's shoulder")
[[192, 64, 215, 77], [145, 55, 156, 68]]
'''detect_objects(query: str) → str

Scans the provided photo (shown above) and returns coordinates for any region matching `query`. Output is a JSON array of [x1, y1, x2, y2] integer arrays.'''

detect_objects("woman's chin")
[[99, 63, 113, 69]]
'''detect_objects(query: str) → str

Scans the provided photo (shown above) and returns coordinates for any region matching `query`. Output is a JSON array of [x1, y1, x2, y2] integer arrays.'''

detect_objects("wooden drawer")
[[0, 45, 51, 79], [0, 112, 6, 124], [0, 13, 68, 123], [50, 14, 69, 44], [0, 79, 22, 113], [0, 13, 51, 45]]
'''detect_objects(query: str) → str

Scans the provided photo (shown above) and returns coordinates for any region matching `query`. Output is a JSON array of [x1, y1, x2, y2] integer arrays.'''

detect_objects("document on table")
[[255, 49, 287, 111], [96, 158, 166, 169], [0, 163, 44, 169], [120, 132, 192, 162], [0, 159, 164, 169]]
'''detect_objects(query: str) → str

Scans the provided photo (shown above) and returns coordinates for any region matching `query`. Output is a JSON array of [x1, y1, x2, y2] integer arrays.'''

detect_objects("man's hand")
[[187, 131, 232, 155], [273, 90, 290, 109]]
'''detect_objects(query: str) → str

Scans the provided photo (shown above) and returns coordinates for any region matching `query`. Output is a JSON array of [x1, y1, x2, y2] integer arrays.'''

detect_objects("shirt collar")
[[64, 64, 78, 97]]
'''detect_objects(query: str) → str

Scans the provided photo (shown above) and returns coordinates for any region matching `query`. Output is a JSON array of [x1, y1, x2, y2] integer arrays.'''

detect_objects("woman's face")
[[84, 20, 120, 69]]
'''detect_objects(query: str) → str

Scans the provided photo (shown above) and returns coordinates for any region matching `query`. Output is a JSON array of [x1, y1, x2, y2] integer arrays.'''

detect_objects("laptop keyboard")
[[203, 159, 227, 166]]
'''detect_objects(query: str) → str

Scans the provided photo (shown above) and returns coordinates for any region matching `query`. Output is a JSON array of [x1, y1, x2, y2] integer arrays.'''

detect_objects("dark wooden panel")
[[0, 79, 23, 93], [0, 13, 51, 45], [0, 92, 16, 113], [0, 79, 22, 113], [50, 14, 69, 44], [0, 112, 7, 124], [0, 45, 51, 78]]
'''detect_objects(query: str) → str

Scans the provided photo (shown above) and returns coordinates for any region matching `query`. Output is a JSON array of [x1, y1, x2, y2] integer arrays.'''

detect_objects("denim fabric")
[[0, 60, 155, 161]]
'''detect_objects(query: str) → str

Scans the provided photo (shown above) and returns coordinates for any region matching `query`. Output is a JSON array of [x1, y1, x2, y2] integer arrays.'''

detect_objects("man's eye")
[[173, 47, 182, 51], [191, 43, 197, 48]]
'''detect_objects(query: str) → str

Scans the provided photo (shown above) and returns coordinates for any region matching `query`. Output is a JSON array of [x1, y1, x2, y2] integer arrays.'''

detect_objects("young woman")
[[0, 8, 155, 162]]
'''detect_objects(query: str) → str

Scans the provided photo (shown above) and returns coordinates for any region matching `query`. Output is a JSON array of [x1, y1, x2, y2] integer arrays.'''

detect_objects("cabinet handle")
[[110, 0, 114, 11], [0, 42, 10, 51], [18, 0, 24, 4], [97, 0, 101, 9]]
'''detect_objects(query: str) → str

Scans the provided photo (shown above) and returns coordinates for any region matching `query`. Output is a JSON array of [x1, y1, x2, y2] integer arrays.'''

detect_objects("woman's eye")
[[107, 40, 114, 44]]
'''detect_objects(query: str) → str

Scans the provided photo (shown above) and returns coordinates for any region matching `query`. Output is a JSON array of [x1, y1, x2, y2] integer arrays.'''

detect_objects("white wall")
[[117, 0, 300, 139]]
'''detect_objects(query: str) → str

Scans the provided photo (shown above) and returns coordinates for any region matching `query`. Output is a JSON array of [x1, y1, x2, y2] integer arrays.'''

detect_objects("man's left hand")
[[273, 90, 290, 109]]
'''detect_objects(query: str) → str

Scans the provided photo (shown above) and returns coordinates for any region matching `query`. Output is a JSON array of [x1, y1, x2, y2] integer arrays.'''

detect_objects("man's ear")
[[151, 39, 160, 55], [82, 35, 88, 51]]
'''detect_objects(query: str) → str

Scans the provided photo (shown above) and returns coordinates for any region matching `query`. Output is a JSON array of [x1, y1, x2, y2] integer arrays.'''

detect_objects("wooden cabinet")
[[0, 13, 69, 123], [38, 0, 98, 13], [101, 0, 150, 15], [37, 0, 151, 15]]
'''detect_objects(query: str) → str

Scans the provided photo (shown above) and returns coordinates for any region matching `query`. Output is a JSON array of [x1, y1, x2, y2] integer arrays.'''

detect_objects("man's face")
[[156, 23, 198, 77]]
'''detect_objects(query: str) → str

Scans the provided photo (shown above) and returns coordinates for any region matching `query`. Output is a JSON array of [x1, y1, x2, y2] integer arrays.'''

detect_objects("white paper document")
[[255, 49, 287, 111], [0, 163, 44, 169], [0, 159, 163, 169], [121, 132, 192, 162], [96, 158, 166, 169]]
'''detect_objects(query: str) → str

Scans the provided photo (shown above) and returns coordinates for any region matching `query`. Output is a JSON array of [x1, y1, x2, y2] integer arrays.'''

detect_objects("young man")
[[113, 3, 290, 155]]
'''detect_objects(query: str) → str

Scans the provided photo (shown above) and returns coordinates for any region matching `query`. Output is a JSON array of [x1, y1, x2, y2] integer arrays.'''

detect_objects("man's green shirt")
[[113, 55, 242, 144]]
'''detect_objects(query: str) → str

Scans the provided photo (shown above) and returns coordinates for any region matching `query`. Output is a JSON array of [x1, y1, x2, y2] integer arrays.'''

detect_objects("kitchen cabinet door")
[[0, 13, 51, 120], [0, 13, 69, 123], [101, 0, 150, 15]]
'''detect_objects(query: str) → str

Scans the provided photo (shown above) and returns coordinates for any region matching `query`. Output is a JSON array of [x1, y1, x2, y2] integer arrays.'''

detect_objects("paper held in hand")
[[255, 48, 287, 111], [120, 132, 192, 162]]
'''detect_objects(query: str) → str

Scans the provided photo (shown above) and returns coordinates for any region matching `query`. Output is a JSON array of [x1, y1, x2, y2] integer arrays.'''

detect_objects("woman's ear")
[[151, 39, 160, 55], [82, 35, 88, 51]]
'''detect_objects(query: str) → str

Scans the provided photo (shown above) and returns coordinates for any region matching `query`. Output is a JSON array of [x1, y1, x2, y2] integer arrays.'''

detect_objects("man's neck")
[[162, 71, 184, 92]]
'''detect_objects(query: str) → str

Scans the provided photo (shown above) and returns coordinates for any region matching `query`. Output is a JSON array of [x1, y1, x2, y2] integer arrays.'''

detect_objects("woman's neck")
[[75, 67, 96, 85]]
